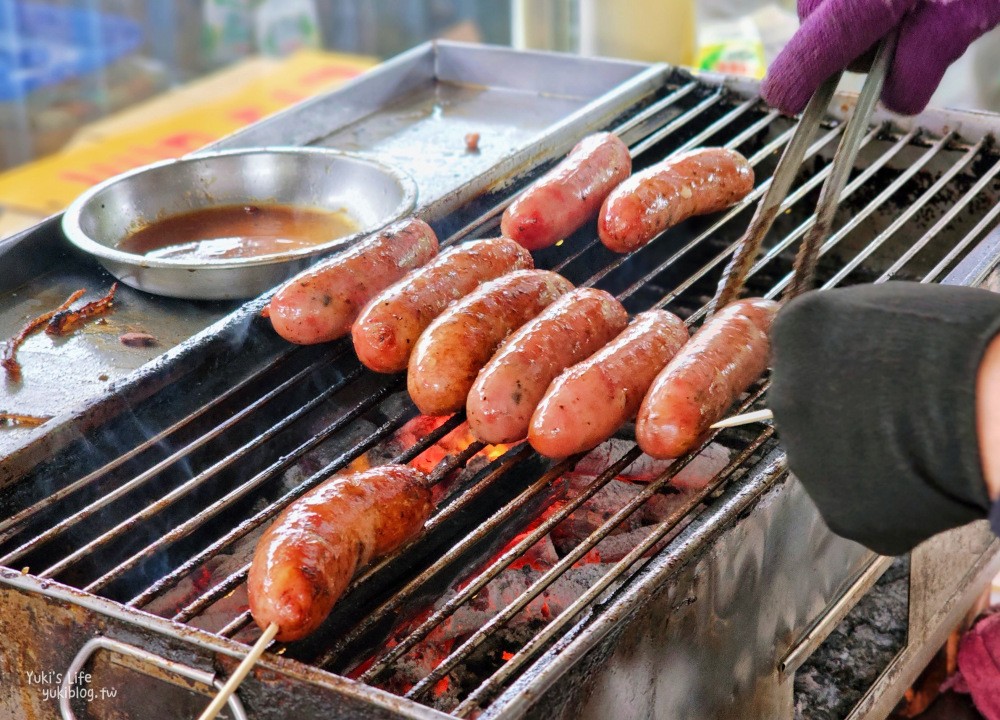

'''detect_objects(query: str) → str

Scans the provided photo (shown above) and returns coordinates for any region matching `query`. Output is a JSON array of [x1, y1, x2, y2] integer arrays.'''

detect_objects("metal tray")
[[0, 41, 667, 456]]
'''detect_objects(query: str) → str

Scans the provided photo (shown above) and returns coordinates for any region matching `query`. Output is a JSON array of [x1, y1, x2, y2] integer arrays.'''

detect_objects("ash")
[[794, 556, 909, 720], [371, 434, 734, 711]]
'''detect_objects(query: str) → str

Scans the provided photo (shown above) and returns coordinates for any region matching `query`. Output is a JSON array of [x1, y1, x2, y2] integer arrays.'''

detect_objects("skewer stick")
[[710, 409, 773, 429], [197, 622, 279, 720]]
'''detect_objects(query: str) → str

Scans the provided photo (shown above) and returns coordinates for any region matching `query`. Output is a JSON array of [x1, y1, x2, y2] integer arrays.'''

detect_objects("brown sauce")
[[118, 204, 358, 261]]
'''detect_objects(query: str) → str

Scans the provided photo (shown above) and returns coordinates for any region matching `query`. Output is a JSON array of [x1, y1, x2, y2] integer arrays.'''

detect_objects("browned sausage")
[[268, 218, 439, 345], [407, 270, 574, 416], [598, 148, 754, 253], [248, 465, 431, 642], [501, 133, 632, 250], [529, 310, 689, 458], [352, 238, 533, 373], [635, 298, 778, 459], [467, 288, 628, 444]]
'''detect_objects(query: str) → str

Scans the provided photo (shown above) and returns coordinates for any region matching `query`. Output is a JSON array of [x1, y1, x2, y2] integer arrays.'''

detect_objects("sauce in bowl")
[[118, 204, 359, 261]]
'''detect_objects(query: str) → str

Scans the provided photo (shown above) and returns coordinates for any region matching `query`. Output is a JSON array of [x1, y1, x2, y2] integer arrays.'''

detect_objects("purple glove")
[[761, 0, 1000, 116]]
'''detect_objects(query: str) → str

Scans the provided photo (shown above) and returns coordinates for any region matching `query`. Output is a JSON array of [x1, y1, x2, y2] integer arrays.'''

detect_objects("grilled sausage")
[[248, 465, 432, 642], [352, 238, 533, 373], [268, 218, 439, 345], [598, 148, 754, 253], [635, 298, 778, 459], [501, 133, 632, 250], [529, 310, 689, 458], [408, 270, 574, 416], [467, 288, 628, 444]]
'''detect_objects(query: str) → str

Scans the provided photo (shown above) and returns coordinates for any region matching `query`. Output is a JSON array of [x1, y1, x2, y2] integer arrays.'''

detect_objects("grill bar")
[[404, 384, 771, 703], [175, 564, 249, 623], [125, 390, 414, 608], [878, 154, 1000, 283], [359, 446, 645, 682], [681, 128, 923, 324], [33, 365, 374, 580], [633, 126, 876, 309], [84, 378, 409, 594], [821, 138, 986, 289], [764, 132, 957, 300], [924, 195, 1000, 283], [0, 357, 357, 569], [625, 90, 725, 156], [0, 348, 300, 541], [454, 425, 777, 716]]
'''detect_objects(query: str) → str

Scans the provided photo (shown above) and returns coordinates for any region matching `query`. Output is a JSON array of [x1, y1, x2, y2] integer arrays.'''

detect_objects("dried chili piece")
[[46, 282, 119, 336], [2, 288, 86, 382], [0, 412, 52, 428]]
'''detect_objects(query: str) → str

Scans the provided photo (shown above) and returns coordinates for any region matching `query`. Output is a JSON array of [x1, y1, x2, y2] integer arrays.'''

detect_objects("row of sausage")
[[248, 134, 770, 643]]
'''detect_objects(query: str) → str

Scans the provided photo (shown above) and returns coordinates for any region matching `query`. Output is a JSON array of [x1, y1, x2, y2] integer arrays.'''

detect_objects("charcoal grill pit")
[[2, 42, 1000, 720]]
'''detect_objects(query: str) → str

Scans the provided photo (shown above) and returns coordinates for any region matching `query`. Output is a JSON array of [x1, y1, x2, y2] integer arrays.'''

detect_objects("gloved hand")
[[768, 282, 1000, 556], [761, 0, 1000, 116]]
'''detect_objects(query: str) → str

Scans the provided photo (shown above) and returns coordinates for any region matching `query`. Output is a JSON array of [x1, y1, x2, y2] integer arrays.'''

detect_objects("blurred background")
[[0, 0, 997, 235]]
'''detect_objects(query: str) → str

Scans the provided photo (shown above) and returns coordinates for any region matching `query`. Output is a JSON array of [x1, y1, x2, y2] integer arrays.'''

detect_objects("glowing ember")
[[396, 415, 512, 473]]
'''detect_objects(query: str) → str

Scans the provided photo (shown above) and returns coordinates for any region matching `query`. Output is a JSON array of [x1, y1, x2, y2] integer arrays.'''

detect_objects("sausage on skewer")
[[467, 288, 628, 444], [352, 237, 533, 373], [408, 270, 574, 416], [268, 218, 439, 345], [635, 298, 778, 459], [529, 310, 689, 458], [248, 465, 432, 642], [501, 133, 632, 250], [599, 148, 754, 253]]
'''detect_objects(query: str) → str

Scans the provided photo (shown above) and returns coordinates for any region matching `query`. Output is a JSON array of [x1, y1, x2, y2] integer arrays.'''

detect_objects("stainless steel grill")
[[3, 44, 1000, 720]]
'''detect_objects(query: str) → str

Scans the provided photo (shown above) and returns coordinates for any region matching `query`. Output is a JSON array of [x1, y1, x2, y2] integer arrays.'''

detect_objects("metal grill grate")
[[1, 70, 999, 717]]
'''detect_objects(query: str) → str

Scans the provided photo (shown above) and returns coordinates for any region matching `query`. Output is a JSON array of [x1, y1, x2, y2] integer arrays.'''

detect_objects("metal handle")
[[709, 71, 842, 316], [784, 31, 899, 300], [59, 637, 248, 720], [778, 554, 893, 677]]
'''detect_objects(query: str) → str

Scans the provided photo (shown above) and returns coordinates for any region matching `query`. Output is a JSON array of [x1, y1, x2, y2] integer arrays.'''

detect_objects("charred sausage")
[[529, 310, 689, 458], [635, 298, 778, 459], [408, 270, 574, 416], [501, 133, 632, 250], [352, 238, 533, 373], [467, 288, 628, 444], [268, 218, 439, 345], [598, 148, 754, 253], [248, 465, 432, 642]]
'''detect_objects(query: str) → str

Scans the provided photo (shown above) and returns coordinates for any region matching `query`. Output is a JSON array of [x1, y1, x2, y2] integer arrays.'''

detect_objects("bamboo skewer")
[[197, 622, 279, 720], [710, 409, 773, 429]]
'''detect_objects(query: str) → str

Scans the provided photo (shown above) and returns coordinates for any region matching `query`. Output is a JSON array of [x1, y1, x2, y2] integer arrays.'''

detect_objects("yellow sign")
[[0, 50, 375, 216]]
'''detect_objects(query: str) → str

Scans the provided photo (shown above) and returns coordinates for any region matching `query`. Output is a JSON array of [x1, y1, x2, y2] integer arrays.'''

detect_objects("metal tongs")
[[710, 33, 898, 430]]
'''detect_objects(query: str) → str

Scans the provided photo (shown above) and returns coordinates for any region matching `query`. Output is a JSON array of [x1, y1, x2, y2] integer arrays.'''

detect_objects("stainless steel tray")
[[0, 41, 667, 456]]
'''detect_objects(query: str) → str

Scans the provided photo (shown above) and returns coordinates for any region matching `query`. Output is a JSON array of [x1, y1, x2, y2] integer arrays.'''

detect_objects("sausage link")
[[408, 270, 574, 416], [501, 133, 632, 250], [598, 148, 754, 253], [352, 238, 533, 373], [268, 218, 439, 345], [248, 465, 431, 642], [635, 298, 778, 459], [529, 310, 689, 458], [467, 288, 628, 444]]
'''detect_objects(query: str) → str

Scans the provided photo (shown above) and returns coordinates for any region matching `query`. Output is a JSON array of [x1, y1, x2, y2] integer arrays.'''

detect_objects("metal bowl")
[[61, 148, 417, 300]]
